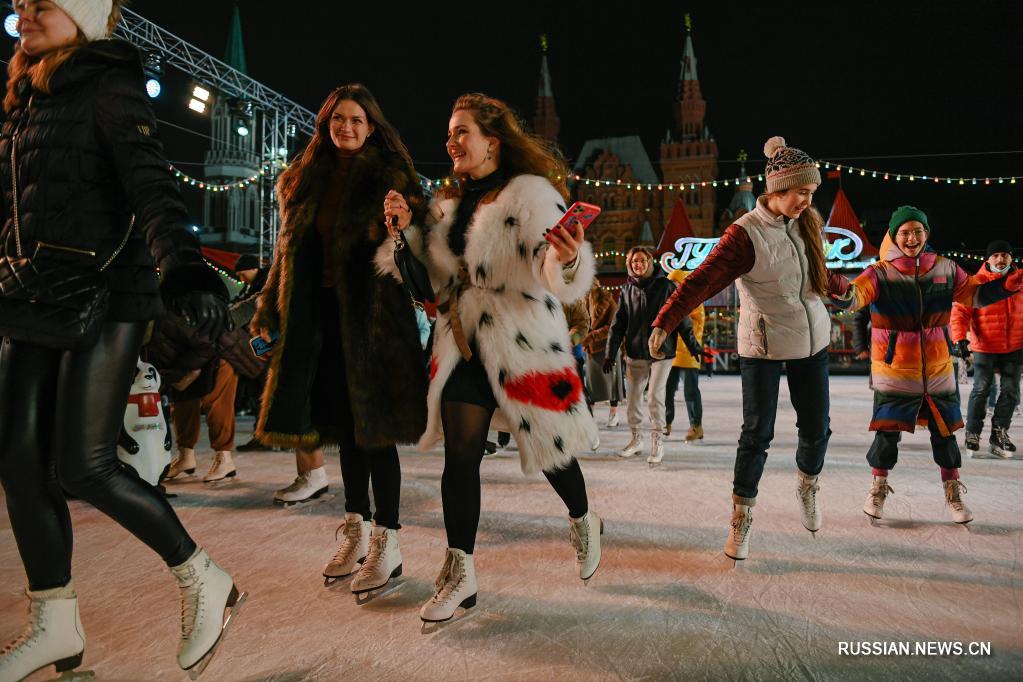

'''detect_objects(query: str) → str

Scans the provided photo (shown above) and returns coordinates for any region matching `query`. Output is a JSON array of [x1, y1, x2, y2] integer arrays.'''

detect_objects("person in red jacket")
[[950, 240, 1022, 458]]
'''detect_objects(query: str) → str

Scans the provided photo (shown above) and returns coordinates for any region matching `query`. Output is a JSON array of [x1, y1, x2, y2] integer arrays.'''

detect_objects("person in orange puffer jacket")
[[950, 240, 1022, 458]]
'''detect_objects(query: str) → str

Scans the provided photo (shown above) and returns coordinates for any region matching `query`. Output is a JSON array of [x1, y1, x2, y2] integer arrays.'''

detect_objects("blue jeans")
[[967, 351, 1021, 433], [665, 366, 702, 427], [734, 348, 831, 499]]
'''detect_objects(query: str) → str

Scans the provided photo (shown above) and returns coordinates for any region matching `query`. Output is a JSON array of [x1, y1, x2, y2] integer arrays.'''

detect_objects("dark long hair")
[[438, 93, 570, 202], [277, 84, 413, 208]]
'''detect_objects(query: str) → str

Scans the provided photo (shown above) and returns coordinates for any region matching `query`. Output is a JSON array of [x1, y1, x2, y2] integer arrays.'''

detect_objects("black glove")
[[171, 291, 232, 340], [955, 339, 971, 360], [602, 356, 615, 374], [682, 330, 702, 360]]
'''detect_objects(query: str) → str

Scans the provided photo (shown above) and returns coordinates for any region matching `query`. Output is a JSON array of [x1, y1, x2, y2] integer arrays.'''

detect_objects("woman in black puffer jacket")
[[0, 2, 240, 679]]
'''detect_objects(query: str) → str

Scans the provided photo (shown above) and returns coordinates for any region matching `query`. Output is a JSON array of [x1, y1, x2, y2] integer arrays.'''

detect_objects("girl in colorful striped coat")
[[834, 206, 1023, 524]]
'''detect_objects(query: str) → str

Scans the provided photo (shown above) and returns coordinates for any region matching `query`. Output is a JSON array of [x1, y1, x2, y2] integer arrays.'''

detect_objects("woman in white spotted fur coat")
[[376, 93, 603, 622]]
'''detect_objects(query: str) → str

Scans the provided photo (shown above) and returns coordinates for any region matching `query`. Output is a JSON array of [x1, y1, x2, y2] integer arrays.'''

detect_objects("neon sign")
[[660, 226, 873, 273]]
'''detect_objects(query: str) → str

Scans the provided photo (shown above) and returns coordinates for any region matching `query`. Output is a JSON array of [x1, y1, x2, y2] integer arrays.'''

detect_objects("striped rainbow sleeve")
[[833, 266, 879, 312]]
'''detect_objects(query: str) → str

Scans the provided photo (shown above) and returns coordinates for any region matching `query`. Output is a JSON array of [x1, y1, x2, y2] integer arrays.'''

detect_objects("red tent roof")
[[656, 196, 695, 255], [201, 246, 243, 271], [826, 189, 878, 258]]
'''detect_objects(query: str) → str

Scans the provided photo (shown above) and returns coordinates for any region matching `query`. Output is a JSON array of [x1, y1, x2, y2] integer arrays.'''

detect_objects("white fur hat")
[[51, 0, 113, 41]]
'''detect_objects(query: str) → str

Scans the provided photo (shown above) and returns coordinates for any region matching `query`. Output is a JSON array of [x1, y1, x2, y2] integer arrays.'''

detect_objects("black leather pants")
[[0, 323, 196, 590]]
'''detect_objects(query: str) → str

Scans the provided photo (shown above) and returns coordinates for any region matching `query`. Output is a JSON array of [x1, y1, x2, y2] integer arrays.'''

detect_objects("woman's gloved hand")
[[171, 291, 232, 340]]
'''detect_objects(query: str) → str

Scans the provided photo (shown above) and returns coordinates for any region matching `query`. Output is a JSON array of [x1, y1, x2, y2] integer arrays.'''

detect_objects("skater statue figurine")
[[117, 360, 173, 487]]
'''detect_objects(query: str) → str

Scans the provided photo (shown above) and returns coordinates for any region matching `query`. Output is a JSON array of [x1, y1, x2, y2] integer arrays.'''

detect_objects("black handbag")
[[393, 231, 434, 303], [0, 110, 133, 351]]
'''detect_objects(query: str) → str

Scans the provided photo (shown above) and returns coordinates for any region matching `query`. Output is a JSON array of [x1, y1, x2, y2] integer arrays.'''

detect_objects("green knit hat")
[[888, 205, 930, 238]]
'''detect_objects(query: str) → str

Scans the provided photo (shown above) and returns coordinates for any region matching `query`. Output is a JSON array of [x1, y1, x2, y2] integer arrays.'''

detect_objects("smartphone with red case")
[[554, 202, 601, 233]]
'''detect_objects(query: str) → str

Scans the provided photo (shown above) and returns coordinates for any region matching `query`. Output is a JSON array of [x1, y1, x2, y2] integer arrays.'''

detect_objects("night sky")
[[82, 2, 1023, 254]]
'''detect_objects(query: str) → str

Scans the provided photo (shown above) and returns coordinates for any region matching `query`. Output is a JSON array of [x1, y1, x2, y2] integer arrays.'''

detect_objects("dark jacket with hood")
[[250, 145, 428, 449], [0, 39, 226, 325], [607, 262, 700, 361]]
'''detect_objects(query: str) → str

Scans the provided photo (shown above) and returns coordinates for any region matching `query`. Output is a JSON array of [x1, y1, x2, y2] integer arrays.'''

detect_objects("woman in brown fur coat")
[[583, 281, 624, 424], [250, 85, 427, 594]]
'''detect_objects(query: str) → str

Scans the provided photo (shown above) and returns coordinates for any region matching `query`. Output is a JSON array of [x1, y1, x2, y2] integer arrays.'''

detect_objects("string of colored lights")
[[566, 160, 1021, 193], [168, 160, 287, 192]]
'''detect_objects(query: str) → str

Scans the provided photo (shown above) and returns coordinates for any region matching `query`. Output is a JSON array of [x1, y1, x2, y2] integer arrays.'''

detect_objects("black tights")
[[441, 400, 588, 554], [0, 324, 196, 591]]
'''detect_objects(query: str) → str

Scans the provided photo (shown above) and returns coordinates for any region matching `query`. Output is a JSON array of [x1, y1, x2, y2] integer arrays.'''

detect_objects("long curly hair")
[[438, 93, 570, 202], [4, 1, 126, 113], [277, 84, 414, 209]]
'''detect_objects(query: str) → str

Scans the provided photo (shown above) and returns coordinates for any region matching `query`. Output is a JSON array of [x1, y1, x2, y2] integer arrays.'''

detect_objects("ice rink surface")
[[2, 375, 1021, 681]]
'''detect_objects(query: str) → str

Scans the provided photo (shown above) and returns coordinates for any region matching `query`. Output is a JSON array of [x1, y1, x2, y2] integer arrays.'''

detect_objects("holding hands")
[[383, 190, 412, 237], [648, 327, 667, 360]]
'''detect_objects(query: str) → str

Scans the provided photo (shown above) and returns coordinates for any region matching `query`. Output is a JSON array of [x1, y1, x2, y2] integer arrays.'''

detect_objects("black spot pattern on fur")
[[475, 264, 488, 283], [517, 242, 528, 259], [505, 215, 520, 227], [522, 292, 538, 302], [515, 332, 533, 350], [498, 369, 507, 386], [551, 379, 573, 399], [532, 243, 545, 259], [494, 285, 506, 294], [567, 404, 578, 415], [556, 203, 566, 213], [549, 342, 564, 354], [448, 276, 455, 287], [544, 296, 558, 315], [519, 417, 531, 433], [554, 435, 565, 452], [479, 312, 493, 328]]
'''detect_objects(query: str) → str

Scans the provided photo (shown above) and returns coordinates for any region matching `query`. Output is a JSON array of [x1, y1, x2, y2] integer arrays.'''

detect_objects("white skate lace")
[[177, 567, 201, 640], [0, 601, 40, 657], [330, 520, 363, 564], [994, 428, 1014, 448], [569, 517, 590, 561], [360, 533, 387, 574], [945, 482, 968, 511], [730, 511, 752, 543], [431, 552, 464, 604], [869, 481, 893, 507], [281, 472, 309, 494], [798, 481, 819, 511]]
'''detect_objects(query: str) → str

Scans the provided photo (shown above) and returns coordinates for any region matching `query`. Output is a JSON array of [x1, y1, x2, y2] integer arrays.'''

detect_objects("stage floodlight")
[[192, 85, 211, 102], [236, 123, 250, 137], [145, 78, 161, 99], [4, 14, 18, 38], [188, 98, 207, 114]]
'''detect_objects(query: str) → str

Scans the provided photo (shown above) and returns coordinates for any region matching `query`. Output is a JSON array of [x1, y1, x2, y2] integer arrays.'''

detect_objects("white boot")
[[203, 451, 236, 483], [944, 479, 973, 524], [323, 513, 370, 582], [647, 431, 665, 464], [351, 526, 403, 594], [619, 431, 643, 458], [863, 476, 893, 519], [166, 447, 197, 479], [0, 582, 85, 681], [170, 547, 245, 674], [569, 511, 604, 581], [796, 471, 821, 532], [724, 496, 754, 560], [273, 466, 328, 505], [420, 549, 478, 622], [607, 407, 620, 428]]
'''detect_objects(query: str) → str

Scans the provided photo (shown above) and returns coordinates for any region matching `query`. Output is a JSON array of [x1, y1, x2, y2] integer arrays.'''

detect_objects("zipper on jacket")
[[758, 316, 769, 356], [33, 241, 97, 258], [785, 225, 814, 356], [916, 257, 928, 395], [8, 99, 31, 258]]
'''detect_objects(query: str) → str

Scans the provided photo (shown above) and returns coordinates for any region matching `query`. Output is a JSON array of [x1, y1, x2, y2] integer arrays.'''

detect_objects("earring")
[[486, 146, 493, 161]]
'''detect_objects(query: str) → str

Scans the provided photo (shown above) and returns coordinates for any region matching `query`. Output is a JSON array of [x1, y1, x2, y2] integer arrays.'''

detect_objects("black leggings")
[[441, 400, 588, 554], [311, 287, 400, 529], [0, 324, 196, 591]]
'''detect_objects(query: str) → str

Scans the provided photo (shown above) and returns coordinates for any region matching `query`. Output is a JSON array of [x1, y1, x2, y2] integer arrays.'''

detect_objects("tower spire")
[[533, 34, 560, 143], [673, 14, 706, 141], [225, 2, 247, 74]]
